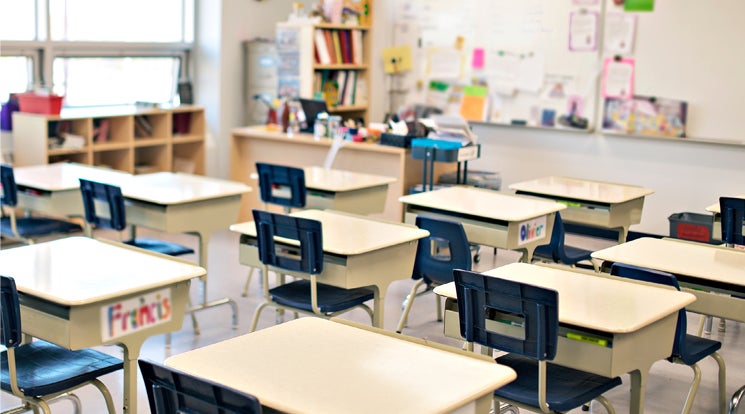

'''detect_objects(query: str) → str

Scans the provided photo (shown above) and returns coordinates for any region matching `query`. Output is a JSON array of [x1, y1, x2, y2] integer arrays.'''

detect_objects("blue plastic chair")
[[1, 275, 123, 414], [453, 269, 622, 414], [79, 178, 194, 256], [532, 213, 594, 269], [0, 164, 82, 244], [139, 359, 262, 414], [243, 163, 308, 297], [256, 162, 306, 212], [610, 263, 727, 414], [249, 209, 374, 332], [720, 196, 745, 247], [396, 215, 471, 334]]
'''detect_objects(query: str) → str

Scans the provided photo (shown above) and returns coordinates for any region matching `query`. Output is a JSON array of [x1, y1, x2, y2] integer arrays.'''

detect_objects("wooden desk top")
[[705, 194, 745, 213], [125, 172, 251, 205], [12, 163, 251, 205], [399, 187, 565, 221], [0, 237, 204, 306], [592, 237, 745, 288], [304, 166, 396, 192], [434, 262, 695, 333], [166, 318, 516, 414], [13, 162, 132, 191], [230, 209, 429, 255], [508, 176, 654, 204]]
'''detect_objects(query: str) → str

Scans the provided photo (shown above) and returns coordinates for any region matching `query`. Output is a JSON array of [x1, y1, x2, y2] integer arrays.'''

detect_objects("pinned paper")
[[604, 13, 637, 54], [569, 10, 599, 51], [602, 57, 635, 99], [382, 45, 413, 74]]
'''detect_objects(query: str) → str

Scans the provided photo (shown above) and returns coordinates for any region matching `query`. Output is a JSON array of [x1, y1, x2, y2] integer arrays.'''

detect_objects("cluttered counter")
[[230, 126, 458, 221]]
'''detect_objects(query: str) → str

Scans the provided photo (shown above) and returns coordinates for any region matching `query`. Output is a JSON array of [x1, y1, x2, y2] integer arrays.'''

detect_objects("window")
[[0, 57, 33, 102], [0, 0, 193, 107]]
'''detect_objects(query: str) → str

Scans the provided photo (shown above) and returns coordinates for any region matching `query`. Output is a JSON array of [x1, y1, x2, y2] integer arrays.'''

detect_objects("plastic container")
[[17, 93, 64, 115], [668, 212, 713, 243]]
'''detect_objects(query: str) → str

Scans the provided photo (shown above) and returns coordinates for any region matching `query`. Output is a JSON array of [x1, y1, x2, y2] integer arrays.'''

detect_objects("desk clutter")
[[1, 160, 744, 414]]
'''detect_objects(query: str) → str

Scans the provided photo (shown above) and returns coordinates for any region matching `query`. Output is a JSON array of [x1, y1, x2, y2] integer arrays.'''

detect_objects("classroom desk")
[[230, 126, 458, 221], [509, 176, 654, 243], [705, 195, 745, 241], [0, 237, 204, 414], [165, 317, 516, 414], [11, 163, 252, 331], [398, 186, 566, 262], [229, 209, 429, 328], [434, 262, 695, 414], [302, 166, 396, 215], [591, 237, 745, 326]]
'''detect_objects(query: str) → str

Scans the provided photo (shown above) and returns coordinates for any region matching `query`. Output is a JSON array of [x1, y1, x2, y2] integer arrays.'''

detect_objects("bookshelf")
[[12, 105, 206, 175], [276, 20, 370, 124]]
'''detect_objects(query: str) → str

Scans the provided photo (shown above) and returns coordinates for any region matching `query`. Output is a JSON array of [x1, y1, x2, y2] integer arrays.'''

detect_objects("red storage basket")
[[17, 93, 64, 115]]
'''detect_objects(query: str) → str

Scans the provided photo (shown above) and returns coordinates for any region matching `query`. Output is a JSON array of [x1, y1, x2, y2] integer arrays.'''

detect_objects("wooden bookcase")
[[276, 17, 371, 124], [12, 105, 206, 175]]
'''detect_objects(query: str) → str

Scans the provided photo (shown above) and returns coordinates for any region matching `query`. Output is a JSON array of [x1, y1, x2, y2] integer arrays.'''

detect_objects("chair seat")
[[674, 334, 722, 366], [269, 279, 374, 314], [125, 238, 194, 256], [0, 340, 123, 397], [1, 217, 81, 238], [532, 244, 554, 261], [495, 354, 623, 412]]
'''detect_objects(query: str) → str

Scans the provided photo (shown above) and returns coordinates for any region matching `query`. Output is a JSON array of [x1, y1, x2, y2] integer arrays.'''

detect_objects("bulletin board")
[[392, 0, 603, 130], [393, 0, 745, 142]]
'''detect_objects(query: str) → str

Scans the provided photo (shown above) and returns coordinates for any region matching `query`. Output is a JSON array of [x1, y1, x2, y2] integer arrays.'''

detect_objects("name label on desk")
[[100, 288, 172, 341], [518, 216, 547, 245]]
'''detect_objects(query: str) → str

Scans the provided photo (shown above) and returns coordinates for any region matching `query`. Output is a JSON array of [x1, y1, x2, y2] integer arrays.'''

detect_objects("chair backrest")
[[256, 163, 306, 209], [138, 359, 262, 414], [548, 213, 569, 261], [609, 263, 685, 357], [79, 178, 127, 232], [720, 196, 745, 246], [453, 269, 559, 361], [252, 209, 323, 274], [413, 215, 471, 285], [0, 164, 18, 208], [0, 275, 22, 348]]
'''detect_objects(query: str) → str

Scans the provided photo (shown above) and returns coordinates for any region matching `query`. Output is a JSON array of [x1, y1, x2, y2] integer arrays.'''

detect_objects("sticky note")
[[382, 45, 413, 73], [472, 48, 485, 70], [624, 0, 654, 12]]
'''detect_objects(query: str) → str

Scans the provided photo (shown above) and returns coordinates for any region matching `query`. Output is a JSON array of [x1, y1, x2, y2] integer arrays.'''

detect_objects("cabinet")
[[243, 39, 279, 126], [12, 105, 206, 174], [276, 19, 370, 123]]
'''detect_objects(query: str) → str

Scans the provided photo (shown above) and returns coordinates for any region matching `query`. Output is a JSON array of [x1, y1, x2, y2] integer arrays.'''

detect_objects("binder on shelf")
[[314, 29, 331, 64]]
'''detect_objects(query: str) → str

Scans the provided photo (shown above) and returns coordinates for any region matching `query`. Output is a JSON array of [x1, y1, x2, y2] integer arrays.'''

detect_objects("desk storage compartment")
[[439, 170, 501, 190], [379, 133, 416, 148], [668, 212, 713, 243]]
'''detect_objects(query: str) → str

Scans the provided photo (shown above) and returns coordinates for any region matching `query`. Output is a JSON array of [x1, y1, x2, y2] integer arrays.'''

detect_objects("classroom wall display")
[[393, 0, 602, 130], [392, 0, 745, 143]]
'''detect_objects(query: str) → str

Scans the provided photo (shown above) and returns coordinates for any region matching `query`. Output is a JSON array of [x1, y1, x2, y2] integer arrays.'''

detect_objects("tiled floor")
[[1, 229, 743, 413]]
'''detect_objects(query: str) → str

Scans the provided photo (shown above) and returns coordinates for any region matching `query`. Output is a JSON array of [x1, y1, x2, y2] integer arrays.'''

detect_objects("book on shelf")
[[339, 29, 352, 64], [314, 29, 331, 64], [134, 115, 153, 138], [322, 29, 336, 64], [93, 119, 111, 142], [344, 71, 357, 106], [337, 71, 348, 105], [351, 29, 363, 64], [331, 30, 343, 65]]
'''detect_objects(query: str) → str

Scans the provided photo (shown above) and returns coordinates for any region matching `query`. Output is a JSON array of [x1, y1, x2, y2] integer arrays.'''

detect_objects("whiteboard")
[[392, 0, 745, 143], [392, 0, 602, 129]]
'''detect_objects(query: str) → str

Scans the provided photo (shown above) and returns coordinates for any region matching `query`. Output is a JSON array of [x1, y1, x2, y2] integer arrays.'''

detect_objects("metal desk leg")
[[730, 385, 745, 414]]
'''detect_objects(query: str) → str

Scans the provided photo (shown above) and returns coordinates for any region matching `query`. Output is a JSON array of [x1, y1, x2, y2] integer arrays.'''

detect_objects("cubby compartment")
[[93, 148, 132, 172], [134, 112, 169, 141], [49, 151, 90, 165], [92, 115, 131, 145], [134, 144, 169, 174], [172, 141, 205, 174], [172, 109, 205, 141]]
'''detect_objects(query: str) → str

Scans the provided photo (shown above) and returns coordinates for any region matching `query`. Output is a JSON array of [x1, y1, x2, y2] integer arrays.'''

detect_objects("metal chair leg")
[[242, 267, 256, 297], [396, 279, 426, 333], [729, 385, 745, 414]]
